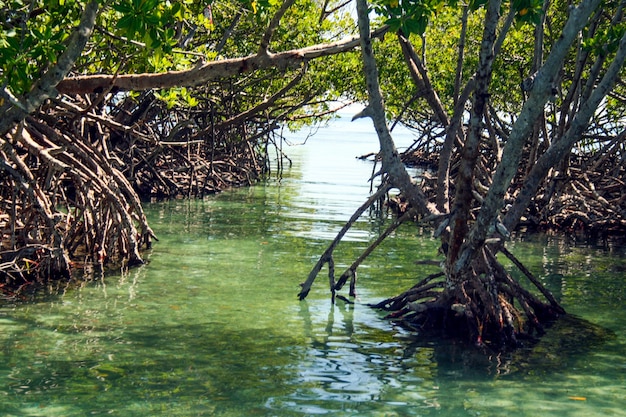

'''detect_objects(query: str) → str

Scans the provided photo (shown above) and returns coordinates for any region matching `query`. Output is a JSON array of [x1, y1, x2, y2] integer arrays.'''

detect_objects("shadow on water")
[[1, 312, 305, 416], [395, 313, 616, 379], [2, 117, 625, 416]]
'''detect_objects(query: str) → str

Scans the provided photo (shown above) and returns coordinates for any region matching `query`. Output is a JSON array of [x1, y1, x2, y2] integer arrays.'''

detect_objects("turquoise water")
[[1, 116, 625, 416]]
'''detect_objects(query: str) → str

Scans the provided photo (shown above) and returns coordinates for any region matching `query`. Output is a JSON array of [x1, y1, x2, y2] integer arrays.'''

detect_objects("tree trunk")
[[300, 0, 620, 352], [457, 0, 603, 273], [447, 0, 502, 273]]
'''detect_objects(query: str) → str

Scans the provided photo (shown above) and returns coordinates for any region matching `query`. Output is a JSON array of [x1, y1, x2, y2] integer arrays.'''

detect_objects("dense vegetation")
[[0, 0, 360, 292], [1, 0, 624, 350], [299, 0, 625, 351]]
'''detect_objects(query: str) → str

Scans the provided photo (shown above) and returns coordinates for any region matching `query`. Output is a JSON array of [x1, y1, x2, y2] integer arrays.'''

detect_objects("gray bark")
[[259, 0, 297, 55], [448, 0, 502, 272], [397, 33, 450, 126], [298, 0, 438, 302], [502, 28, 626, 232], [298, 184, 392, 300], [354, 0, 436, 217], [55, 28, 388, 95], [456, 0, 603, 273], [453, 6, 469, 107]]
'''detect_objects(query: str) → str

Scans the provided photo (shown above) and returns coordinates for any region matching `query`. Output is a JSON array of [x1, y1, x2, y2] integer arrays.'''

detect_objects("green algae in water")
[[1, 122, 625, 416], [1, 194, 624, 417]]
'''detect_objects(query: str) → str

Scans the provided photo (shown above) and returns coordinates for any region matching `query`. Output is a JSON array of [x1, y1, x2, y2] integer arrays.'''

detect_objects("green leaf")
[[186, 95, 199, 107], [116, 15, 134, 29], [145, 13, 161, 25], [143, 0, 160, 12], [469, 0, 488, 11], [404, 16, 428, 35], [386, 17, 402, 32], [47, 48, 58, 63], [129, 17, 142, 36], [112, 2, 133, 13], [148, 28, 162, 48]]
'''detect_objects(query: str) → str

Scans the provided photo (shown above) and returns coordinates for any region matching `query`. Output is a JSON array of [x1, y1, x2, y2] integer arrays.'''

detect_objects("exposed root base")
[[382, 300, 563, 352], [369, 247, 565, 352]]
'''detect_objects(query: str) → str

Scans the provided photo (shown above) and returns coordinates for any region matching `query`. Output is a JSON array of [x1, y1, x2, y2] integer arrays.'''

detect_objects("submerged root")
[[371, 246, 565, 351], [1, 118, 155, 292], [2, 74, 293, 294]]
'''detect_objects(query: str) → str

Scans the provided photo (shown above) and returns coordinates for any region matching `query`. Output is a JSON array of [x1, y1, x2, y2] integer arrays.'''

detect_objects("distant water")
[[0, 114, 625, 416]]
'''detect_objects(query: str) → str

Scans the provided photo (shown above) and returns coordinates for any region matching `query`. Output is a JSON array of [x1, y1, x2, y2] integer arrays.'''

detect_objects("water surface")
[[1, 116, 625, 416]]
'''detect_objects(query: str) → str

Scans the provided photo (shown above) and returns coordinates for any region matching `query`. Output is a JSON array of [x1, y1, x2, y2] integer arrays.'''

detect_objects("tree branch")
[[190, 65, 308, 139], [503, 27, 626, 232], [298, 183, 392, 300], [56, 27, 388, 95], [449, 0, 502, 272], [457, 0, 603, 272], [397, 32, 449, 126], [259, 0, 296, 55], [354, 0, 436, 217]]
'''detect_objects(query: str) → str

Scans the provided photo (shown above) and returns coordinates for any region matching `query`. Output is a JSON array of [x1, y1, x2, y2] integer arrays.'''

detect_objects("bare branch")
[[259, 0, 297, 55], [354, 0, 436, 217], [503, 27, 626, 232], [298, 183, 392, 300], [56, 27, 388, 95], [458, 0, 604, 272]]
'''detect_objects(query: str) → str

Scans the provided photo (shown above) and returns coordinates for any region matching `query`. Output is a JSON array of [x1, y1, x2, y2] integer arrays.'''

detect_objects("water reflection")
[[269, 299, 441, 416], [0, 116, 625, 416]]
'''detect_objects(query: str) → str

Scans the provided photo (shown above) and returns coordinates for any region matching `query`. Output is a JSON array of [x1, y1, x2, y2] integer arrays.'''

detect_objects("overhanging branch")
[[56, 27, 388, 95]]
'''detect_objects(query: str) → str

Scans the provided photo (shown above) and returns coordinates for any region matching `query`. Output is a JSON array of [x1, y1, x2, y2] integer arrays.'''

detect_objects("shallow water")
[[1, 115, 625, 416]]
